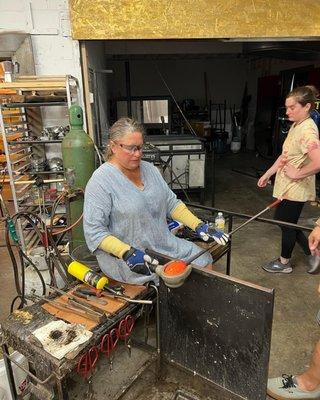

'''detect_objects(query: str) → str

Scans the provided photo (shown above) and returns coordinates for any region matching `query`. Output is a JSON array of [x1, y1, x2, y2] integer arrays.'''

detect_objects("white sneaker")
[[268, 375, 320, 399]]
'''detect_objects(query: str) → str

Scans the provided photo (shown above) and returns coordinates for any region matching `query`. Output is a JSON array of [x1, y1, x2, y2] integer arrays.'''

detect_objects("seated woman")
[[83, 117, 228, 285]]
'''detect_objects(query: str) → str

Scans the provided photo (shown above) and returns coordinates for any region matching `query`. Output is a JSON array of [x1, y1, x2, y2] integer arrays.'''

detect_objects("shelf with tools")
[[0, 75, 79, 251], [2, 102, 67, 108], [7, 139, 63, 144]]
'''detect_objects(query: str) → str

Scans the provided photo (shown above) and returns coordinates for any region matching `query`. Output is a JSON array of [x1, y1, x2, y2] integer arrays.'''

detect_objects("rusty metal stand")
[[1, 343, 17, 400], [56, 378, 69, 400]]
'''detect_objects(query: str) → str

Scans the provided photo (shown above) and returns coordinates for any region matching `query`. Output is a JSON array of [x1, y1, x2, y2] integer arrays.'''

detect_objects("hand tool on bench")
[[31, 293, 102, 322], [57, 301, 102, 322], [96, 288, 153, 305], [48, 285, 107, 318], [149, 198, 282, 288], [73, 288, 108, 305], [77, 285, 153, 304], [104, 284, 125, 296], [66, 298, 105, 318]]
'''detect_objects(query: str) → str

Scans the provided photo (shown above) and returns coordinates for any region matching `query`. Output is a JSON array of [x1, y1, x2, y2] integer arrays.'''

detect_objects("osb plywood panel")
[[70, 0, 320, 40]]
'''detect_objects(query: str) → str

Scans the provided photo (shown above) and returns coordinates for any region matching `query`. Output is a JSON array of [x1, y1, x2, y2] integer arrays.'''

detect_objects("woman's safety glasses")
[[117, 143, 144, 154]]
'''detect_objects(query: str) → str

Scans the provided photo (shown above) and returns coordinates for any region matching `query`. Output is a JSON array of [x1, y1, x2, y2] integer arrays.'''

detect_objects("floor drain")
[[173, 389, 201, 400]]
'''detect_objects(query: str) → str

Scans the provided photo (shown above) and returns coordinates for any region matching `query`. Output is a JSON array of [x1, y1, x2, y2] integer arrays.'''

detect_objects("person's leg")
[[296, 339, 320, 391], [274, 200, 305, 261], [296, 229, 312, 256], [263, 200, 306, 273], [279, 228, 296, 262]]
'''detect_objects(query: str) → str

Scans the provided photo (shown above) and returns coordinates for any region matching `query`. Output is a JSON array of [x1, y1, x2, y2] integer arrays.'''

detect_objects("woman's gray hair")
[[105, 117, 145, 160]]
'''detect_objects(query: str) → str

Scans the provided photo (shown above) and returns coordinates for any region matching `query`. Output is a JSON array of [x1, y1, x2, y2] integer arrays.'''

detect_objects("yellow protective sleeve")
[[99, 235, 131, 259], [170, 202, 202, 231]]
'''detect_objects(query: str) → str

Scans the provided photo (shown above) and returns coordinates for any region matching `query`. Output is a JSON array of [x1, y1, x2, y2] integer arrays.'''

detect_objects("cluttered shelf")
[[7, 139, 63, 144], [27, 169, 64, 175], [1, 102, 67, 108], [0, 75, 79, 257]]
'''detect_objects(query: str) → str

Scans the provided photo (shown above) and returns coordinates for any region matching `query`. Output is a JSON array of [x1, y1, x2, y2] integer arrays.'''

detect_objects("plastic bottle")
[[215, 212, 225, 232]]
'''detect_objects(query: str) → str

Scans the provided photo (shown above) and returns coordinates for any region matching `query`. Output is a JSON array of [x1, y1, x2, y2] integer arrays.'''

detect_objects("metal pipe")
[[186, 199, 282, 265], [150, 284, 160, 354], [228, 199, 281, 236], [2, 346, 55, 385], [1, 344, 17, 399], [55, 378, 69, 400], [14, 178, 64, 185], [226, 215, 233, 276], [156, 66, 197, 137], [185, 202, 313, 232]]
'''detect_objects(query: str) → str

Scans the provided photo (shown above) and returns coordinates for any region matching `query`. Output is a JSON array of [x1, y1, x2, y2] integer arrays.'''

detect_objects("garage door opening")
[[80, 39, 320, 203]]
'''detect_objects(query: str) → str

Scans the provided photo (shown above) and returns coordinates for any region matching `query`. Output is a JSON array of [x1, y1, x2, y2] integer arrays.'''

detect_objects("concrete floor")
[[213, 151, 319, 382], [0, 151, 319, 399]]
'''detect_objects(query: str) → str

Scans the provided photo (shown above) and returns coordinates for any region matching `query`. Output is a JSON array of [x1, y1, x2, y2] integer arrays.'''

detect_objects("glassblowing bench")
[[0, 284, 156, 400]]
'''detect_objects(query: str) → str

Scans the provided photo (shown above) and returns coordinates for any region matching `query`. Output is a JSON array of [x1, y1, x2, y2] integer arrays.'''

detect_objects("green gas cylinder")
[[62, 105, 95, 248]]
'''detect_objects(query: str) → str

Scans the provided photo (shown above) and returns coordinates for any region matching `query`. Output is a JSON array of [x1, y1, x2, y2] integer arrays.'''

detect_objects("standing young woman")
[[258, 85, 320, 274]]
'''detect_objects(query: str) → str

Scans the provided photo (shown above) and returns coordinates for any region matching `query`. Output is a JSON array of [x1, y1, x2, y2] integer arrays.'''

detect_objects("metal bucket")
[[71, 243, 100, 271]]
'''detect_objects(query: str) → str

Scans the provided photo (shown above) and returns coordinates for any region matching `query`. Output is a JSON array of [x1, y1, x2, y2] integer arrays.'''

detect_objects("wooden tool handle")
[[268, 198, 282, 209]]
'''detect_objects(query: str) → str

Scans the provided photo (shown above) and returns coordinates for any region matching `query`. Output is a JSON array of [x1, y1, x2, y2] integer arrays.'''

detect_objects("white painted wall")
[[0, 0, 83, 128]]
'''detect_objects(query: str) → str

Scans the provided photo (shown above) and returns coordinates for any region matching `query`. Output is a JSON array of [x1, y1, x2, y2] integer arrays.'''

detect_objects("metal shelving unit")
[[2, 102, 67, 108], [0, 75, 79, 250]]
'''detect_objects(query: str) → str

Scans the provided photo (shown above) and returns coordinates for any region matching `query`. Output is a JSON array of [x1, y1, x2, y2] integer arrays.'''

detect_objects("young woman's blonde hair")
[[105, 117, 145, 160]]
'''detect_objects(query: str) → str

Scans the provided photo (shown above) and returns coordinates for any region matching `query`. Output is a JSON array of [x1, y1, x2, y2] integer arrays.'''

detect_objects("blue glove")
[[168, 219, 184, 235], [123, 247, 159, 275], [195, 223, 229, 246]]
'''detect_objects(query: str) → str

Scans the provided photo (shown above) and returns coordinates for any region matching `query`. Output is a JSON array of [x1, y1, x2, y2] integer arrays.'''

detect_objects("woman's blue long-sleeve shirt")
[[83, 161, 212, 284]]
